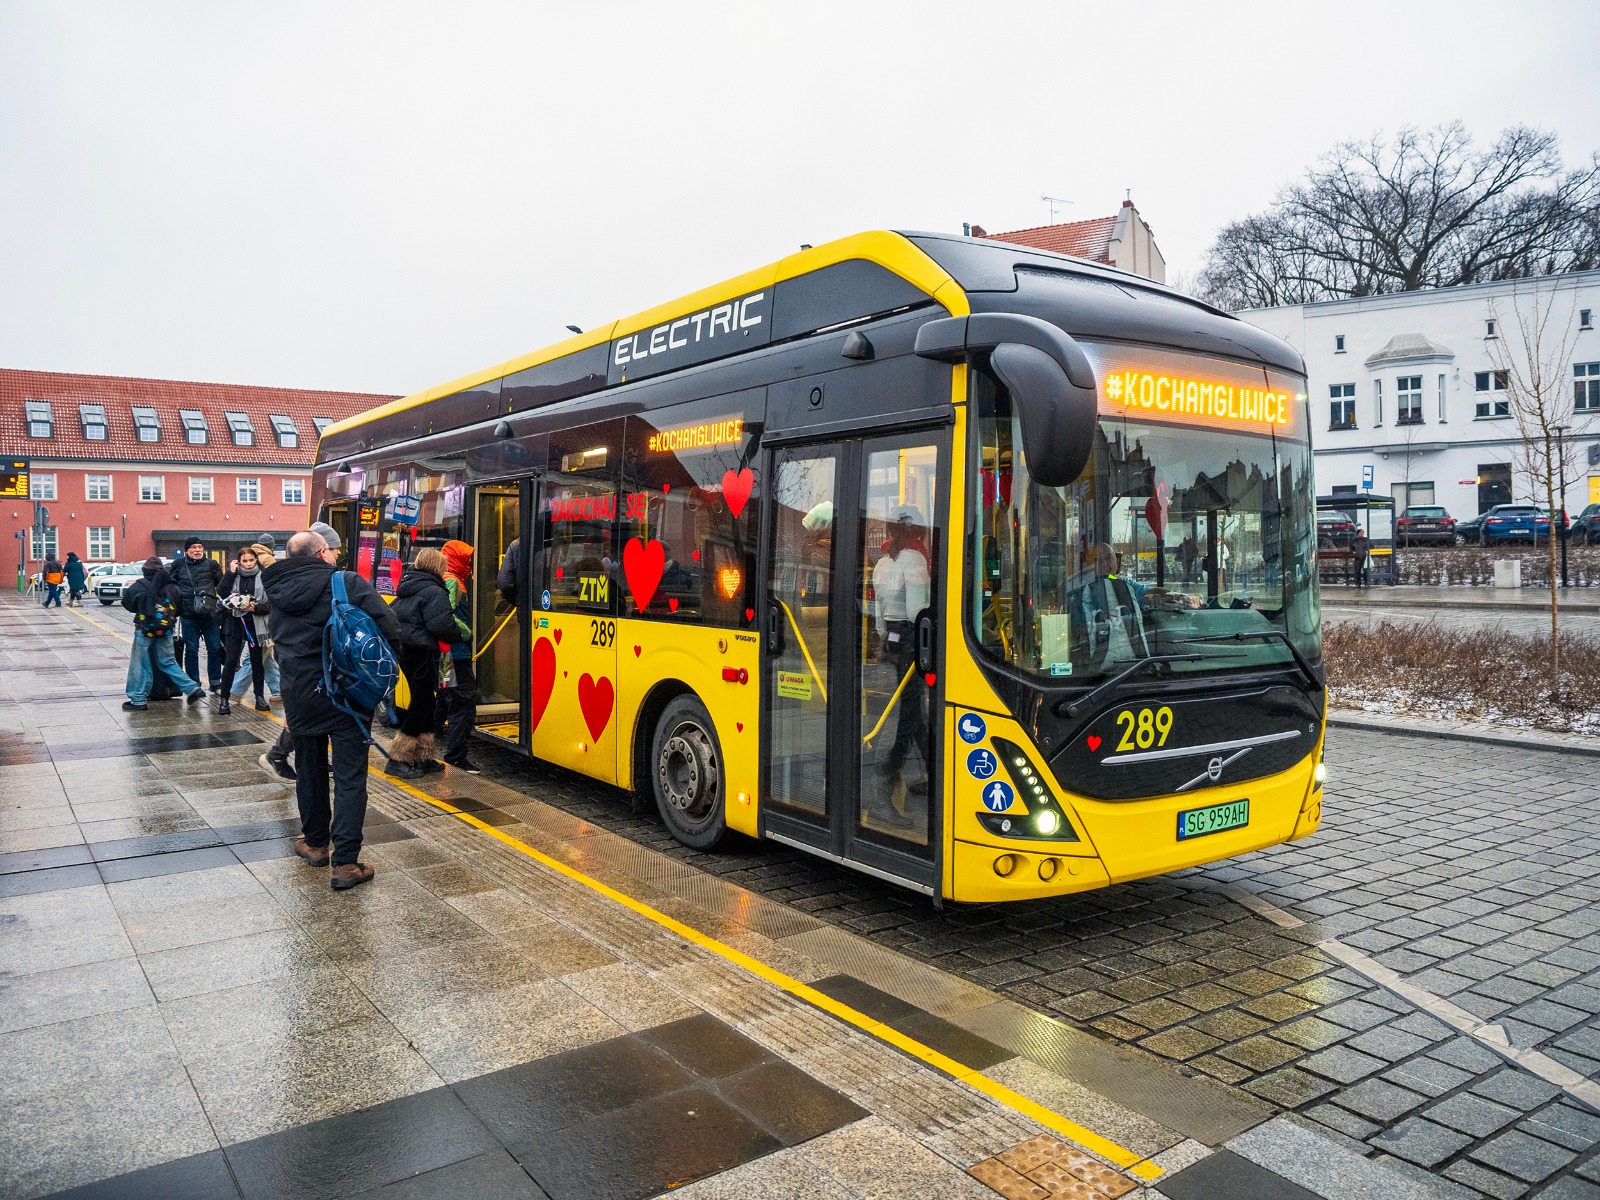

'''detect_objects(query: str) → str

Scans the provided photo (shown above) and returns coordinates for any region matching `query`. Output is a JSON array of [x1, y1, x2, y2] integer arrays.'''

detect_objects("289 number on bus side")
[[1115, 706, 1174, 751], [590, 619, 616, 647]]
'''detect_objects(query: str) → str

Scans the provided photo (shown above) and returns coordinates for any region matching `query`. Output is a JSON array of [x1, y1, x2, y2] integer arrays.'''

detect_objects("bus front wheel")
[[651, 695, 728, 851]]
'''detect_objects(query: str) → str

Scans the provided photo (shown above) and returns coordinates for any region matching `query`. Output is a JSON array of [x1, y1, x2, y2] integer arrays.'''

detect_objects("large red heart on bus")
[[1144, 482, 1172, 539], [529, 637, 556, 733], [578, 673, 614, 742], [722, 468, 754, 519], [623, 537, 664, 611]]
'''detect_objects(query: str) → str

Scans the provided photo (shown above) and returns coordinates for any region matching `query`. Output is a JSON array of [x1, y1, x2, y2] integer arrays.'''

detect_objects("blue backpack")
[[322, 572, 399, 755]]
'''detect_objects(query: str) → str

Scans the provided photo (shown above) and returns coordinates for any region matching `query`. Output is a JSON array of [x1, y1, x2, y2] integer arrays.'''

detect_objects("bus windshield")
[[973, 354, 1321, 683]]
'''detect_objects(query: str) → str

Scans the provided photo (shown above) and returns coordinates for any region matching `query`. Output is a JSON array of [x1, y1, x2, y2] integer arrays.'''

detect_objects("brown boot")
[[293, 838, 330, 867], [330, 862, 375, 891]]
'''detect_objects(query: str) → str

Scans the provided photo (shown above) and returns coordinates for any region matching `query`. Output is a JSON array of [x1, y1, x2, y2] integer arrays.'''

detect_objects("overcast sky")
[[3, 0, 1597, 397]]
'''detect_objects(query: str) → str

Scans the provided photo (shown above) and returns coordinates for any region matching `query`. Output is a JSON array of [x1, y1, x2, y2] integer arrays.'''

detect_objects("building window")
[[132, 406, 161, 443], [1437, 373, 1448, 422], [270, 414, 299, 449], [1396, 375, 1423, 424], [1329, 384, 1356, 429], [312, 417, 332, 436], [282, 478, 305, 505], [1405, 482, 1436, 507], [1475, 370, 1510, 418], [1335, 334, 1346, 352], [189, 476, 214, 503], [24, 400, 53, 439], [225, 411, 255, 447], [1486, 319, 1497, 338], [79, 403, 108, 441], [1331, 484, 1358, 496], [31, 526, 58, 560], [1373, 378, 1383, 427], [237, 477, 260, 503], [179, 409, 208, 444], [139, 475, 164, 502], [1576, 363, 1600, 412], [1583, 309, 1594, 330], [85, 474, 112, 501], [87, 526, 114, 560], [29, 473, 56, 500]]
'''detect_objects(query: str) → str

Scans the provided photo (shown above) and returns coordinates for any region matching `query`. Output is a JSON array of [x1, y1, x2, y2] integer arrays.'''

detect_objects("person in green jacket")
[[64, 552, 88, 607]]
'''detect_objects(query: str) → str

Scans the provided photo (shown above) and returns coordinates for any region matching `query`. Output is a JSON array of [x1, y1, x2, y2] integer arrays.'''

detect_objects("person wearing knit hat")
[[171, 537, 225, 696], [307, 521, 342, 551], [256, 533, 276, 552], [121, 555, 203, 710]]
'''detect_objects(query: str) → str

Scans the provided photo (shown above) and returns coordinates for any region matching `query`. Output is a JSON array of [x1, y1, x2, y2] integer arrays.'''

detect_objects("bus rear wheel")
[[651, 695, 728, 851]]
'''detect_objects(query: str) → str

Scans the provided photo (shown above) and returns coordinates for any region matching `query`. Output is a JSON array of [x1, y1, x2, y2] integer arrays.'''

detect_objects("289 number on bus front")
[[1115, 706, 1174, 751]]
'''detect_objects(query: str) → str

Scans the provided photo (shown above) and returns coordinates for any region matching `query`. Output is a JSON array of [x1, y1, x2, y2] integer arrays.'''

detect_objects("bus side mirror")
[[916, 313, 1098, 488]]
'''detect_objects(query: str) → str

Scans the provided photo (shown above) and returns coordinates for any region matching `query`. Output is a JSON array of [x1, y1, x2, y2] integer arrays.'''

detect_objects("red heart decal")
[[924, 672, 937, 686], [555, 567, 564, 581], [553, 628, 562, 644], [1087, 735, 1102, 752], [563, 670, 568, 677], [721, 468, 754, 519], [668, 597, 678, 612], [529, 637, 556, 732], [692, 550, 700, 562], [623, 537, 665, 611], [662, 483, 670, 493], [577, 673, 614, 742], [633, 645, 641, 657], [744, 608, 755, 622], [736, 722, 744, 732]]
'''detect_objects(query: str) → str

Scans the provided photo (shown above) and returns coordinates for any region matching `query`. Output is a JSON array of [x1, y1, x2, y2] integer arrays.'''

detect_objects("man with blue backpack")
[[264, 529, 400, 891]]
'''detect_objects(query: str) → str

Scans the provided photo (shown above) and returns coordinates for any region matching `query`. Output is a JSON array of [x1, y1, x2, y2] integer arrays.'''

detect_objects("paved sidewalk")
[[1322, 586, 1600, 614], [1, 592, 1460, 1200]]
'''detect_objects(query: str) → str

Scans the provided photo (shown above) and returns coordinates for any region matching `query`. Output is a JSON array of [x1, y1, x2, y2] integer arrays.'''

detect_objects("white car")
[[94, 562, 146, 605]]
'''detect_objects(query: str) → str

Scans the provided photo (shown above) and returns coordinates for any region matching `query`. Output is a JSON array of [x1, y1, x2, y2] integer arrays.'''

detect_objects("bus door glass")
[[473, 484, 523, 746], [765, 446, 838, 827], [856, 437, 941, 858]]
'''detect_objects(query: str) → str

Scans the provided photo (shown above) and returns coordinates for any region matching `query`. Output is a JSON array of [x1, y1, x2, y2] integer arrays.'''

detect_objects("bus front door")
[[762, 432, 945, 892], [472, 484, 525, 747]]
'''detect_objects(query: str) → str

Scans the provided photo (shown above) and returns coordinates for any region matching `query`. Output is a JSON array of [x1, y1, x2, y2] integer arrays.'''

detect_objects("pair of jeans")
[[435, 657, 477, 763], [42, 583, 62, 607], [126, 634, 198, 704], [230, 645, 280, 697], [180, 615, 224, 690], [293, 724, 370, 867]]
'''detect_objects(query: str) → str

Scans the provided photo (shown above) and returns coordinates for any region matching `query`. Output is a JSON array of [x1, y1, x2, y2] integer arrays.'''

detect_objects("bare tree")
[[1199, 124, 1600, 310], [1487, 280, 1598, 693]]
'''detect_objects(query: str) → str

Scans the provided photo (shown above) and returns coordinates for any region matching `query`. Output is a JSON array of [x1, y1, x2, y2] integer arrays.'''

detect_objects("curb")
[[1328, 712, 1600, 759], [1323, 594, 1600, 615]]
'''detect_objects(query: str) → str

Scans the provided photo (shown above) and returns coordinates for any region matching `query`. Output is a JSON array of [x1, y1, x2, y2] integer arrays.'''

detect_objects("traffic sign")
[[1361, 465, 1374, 490]]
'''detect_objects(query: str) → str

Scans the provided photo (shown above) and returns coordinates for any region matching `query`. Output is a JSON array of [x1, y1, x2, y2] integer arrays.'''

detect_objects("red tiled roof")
[[980, 215, 1119, 263], [0, 369, 396, 465]]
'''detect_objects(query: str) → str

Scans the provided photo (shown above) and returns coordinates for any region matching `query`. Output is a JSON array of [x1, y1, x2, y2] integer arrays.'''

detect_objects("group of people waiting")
[[112, 523, 483, 892]]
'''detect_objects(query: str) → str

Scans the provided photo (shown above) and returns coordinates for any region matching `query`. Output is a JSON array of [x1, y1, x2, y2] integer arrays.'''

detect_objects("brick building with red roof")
[[970, 199, 1167, 283], [1, 368, 394, 579]]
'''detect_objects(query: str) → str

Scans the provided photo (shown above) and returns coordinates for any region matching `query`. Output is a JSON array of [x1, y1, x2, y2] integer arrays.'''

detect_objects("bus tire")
[[650, 695, 727, 851]]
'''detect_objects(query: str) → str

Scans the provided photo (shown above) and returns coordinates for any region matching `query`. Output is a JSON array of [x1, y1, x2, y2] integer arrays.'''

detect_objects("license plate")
[[1176, 799, 1249, 840]]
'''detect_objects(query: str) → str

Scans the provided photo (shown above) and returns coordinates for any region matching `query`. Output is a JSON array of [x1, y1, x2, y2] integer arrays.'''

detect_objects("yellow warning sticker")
[[776, 670, 812, 700]]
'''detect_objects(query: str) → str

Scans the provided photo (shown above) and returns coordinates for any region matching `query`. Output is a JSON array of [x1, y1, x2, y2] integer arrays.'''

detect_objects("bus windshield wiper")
[[1060, 654, 1209, 718], [1185, 629, 1325, 689]]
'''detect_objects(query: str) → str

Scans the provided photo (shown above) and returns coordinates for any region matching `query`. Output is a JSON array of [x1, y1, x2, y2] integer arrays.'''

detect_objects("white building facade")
[[1240, 271, 1600, 521]]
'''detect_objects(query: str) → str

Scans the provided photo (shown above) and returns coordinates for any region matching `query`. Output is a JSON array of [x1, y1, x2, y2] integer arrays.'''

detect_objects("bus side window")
[[544, 422, 622, 615]]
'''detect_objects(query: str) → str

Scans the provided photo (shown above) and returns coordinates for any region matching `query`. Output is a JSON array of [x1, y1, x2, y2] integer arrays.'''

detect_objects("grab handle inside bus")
[[914, 608, 935, 675], [915, 312, 1097, 487]]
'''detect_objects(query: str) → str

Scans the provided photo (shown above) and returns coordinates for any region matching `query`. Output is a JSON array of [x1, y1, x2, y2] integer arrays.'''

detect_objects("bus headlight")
[[1313, 761, 1326, 787], [1034, 810, 1061, 836]]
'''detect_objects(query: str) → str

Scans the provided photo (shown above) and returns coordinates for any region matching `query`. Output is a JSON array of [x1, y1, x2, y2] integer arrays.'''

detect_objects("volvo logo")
[[1206, 756, 1225, 782], [1179, 746, 1254, 793]]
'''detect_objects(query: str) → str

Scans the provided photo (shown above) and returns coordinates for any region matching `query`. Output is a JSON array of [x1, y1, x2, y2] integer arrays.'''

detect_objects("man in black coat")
[[169, 537, 225, 694], [264, 529, 401, 891]]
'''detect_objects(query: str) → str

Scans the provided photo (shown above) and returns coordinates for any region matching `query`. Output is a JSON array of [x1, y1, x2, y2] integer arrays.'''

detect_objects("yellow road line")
[[62, 603, 1159, 1180]]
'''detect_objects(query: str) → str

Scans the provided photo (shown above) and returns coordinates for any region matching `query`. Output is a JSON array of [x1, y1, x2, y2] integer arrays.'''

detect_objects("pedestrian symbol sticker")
[[966, 748, 997, 780], [957, 713, 987, 744], [981, 780, 1015, 812]]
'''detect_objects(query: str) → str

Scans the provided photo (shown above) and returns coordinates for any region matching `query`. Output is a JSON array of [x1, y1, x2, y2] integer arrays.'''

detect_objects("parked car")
[[1477, 504, 1551, 545], [94, 561, 145, 605], [1573, 503, 1600, 545], [1397, 506, 1457, 546], [1316, 510, 1357, 545]]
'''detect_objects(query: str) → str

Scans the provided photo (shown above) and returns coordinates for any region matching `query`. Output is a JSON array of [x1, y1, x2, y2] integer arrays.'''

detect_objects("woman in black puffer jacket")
[[386, 547, 464, 778]]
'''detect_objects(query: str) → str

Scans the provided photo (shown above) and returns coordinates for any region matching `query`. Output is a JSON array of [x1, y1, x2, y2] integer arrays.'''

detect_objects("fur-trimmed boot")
[[386, 732, 426, 779], [417, 732, 444, 774]]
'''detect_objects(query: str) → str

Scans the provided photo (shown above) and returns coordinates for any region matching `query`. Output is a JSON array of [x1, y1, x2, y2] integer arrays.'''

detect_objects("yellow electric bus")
[[312, 231, 1325, 903]]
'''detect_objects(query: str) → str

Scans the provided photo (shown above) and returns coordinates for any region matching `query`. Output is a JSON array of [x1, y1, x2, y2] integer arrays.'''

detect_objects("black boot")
[[216, 697, 231, 714]]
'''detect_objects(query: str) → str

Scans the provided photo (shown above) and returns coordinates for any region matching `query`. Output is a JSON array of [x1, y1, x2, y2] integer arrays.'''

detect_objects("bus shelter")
[[1317, 494, 1398, 586]]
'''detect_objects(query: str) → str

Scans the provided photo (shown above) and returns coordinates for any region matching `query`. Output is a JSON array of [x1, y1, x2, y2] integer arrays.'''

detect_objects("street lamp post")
[[1555, 425, 1569, 590]]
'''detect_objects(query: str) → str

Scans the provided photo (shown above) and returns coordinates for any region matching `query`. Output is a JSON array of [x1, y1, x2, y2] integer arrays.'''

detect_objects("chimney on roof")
[[970, 224, 987, 238]]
